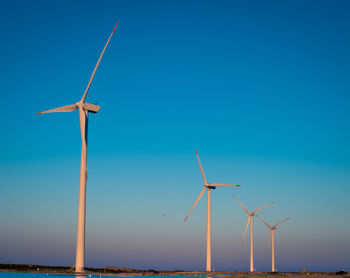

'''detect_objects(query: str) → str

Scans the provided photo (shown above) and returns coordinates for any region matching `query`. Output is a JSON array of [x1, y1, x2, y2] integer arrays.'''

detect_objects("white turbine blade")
[[195, 150, 208, 185], [79, 107, 87, 146], [256, 214, 272, 229], [83, 103, 100, 113], [242, 215, 251, 244], [37, 104, 77, 115], [210, 183, 241, 187], [184, 187, 206, 222], [79, 107, 88, 181], [252, 201, 274, 213], [81, 21, 119, 103], [273, 217, 290, 228], [233, 194, 250, 214], [267, 230, 272, 251]]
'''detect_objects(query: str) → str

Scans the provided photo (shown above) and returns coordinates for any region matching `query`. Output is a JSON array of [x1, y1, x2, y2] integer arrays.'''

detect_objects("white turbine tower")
[[256, 214, 290, 272], [37, 22, 119, 272], [233, 195, 274, 272], [184, 150, 241, 272]]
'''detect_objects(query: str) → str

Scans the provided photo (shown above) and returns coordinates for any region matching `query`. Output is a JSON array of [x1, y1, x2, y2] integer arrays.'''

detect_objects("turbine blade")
[[184, 187, 206, 222], [79, 107, 87, 146], [273, 217, 290, 228], [256, 214, 272, 229], [252, 201, 274, 213], [233, 194, 250, 214], [83, 103, 100, 113], [210, 183, 241, 187], [37, 104, 77, 115], [79, 107, 88, 181], [267, 230, 272, 251], [81, 21, 119, 103], [195, 150, 207, 185], [242, 215, 251, 244]]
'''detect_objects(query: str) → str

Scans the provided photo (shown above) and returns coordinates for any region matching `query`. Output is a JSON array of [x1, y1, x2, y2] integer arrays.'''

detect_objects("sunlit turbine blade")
[[80, 21, 119, 103], [210, 183, 241, 187], [267, 230, 272, 251], [79, 107, 88, 180], [195, 150, 208, 185], [242, 215, 251, 244], [252, 201, 274, 213], [256, 214, 272, 229], [273, 217, 290, 228], [233, 194, 250, 214], [79, 108, 87, 146], [83, 103, 100, 113], [37, 104, 77, 115], [184, 187, 206, 222]]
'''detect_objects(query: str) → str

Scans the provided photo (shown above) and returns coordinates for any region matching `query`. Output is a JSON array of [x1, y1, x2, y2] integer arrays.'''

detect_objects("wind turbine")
[[37, 22, 119, 272], [233, 194, 274, 272], [256, 214, 290, 272], [184, 150, 241, 272]]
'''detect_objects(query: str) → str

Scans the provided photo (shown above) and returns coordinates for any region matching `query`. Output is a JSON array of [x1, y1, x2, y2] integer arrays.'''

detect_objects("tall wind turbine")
[[256, 214, 290, 272], [184, 150, 241, 272], [233, 195, 274, 272], [37, 22, 119, 272]]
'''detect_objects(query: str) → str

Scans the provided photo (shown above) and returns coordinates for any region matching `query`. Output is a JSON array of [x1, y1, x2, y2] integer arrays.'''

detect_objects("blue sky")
[[0, 0, 349, 272]]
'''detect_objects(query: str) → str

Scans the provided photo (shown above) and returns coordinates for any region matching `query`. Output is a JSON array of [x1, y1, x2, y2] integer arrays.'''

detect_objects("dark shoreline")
[[0, 264, 348, 277]]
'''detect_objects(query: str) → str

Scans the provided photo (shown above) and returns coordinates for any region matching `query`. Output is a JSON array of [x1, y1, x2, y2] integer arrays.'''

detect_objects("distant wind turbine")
[[233, 195, 274, 272], [37, 22, 119, 272], [184, 150, 241, 272], [256, 214, 290, 272]]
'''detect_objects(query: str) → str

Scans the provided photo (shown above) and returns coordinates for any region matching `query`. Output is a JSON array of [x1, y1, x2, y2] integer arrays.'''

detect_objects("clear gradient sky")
[[1, 0, 350, 272]]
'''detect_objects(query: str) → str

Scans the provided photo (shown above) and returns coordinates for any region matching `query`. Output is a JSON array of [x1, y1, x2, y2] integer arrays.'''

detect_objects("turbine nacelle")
[[77, 101, 101, 113], [204, 184, 216, 190], [83, 103, 100, 113]]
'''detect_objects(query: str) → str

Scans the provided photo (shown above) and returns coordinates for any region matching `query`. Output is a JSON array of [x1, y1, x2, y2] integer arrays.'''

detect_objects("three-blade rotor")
[[37, 21, 119, 182], [37, 21, 118, 116], [233, 195, 274, 244], [256, 214, 290, 250], [257, 215, 290, 231], [184, 151, 240, 222]]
